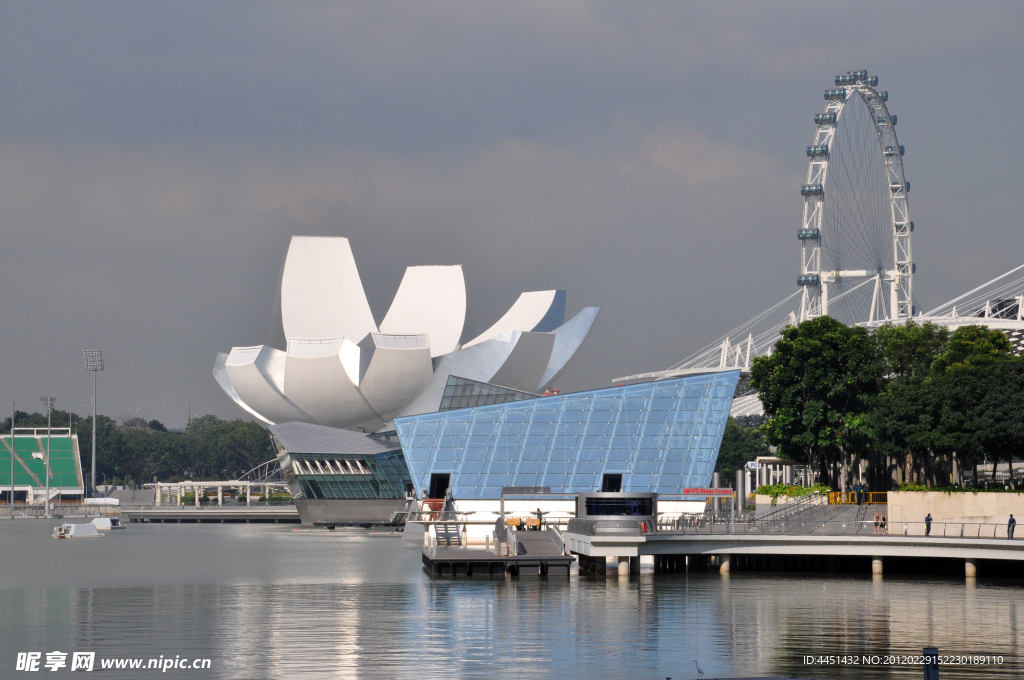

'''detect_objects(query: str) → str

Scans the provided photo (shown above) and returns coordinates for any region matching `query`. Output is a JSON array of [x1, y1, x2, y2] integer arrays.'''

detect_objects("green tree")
[[750, 316, 880, 488], [930, 324, 1013, 374], [940, 354, 1024, 486], [868, 321, 951, 488], [716, 416, 770, 486]]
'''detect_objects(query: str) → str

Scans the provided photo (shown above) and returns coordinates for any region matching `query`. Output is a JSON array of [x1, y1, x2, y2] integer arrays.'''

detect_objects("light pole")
[[188, 398, 197, 428], [84, 350, 103, 497], [8, 403, 13, 507], [40, 397, 55, 518]]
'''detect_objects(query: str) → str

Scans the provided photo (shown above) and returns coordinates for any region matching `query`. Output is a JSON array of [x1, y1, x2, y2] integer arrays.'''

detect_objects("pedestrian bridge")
[[563, 517, 1024, 578]]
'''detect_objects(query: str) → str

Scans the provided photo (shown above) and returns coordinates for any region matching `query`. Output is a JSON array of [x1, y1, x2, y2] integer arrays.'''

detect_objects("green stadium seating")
[[0, 434, 83, 489]]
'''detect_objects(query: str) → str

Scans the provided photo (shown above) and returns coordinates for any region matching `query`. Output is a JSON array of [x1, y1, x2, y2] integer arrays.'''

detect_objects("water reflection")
[[0, 524, 1021, 679]]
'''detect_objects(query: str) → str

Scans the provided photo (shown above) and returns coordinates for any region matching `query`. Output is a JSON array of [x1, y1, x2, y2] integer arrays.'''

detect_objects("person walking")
[[880, 512, 887, 535], [925, 513, 933, 536], [873, 512, 880, 535], [1009, 514, 1016, 540]]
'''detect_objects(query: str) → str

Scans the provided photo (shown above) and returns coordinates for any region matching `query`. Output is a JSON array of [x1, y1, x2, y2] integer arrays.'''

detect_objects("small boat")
[[52, 523, 103, 539], [92, 517, 125, 530]]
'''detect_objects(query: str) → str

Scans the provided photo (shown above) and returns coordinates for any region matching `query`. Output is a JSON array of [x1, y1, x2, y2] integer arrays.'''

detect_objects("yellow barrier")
[[829, 491, 887, 505]]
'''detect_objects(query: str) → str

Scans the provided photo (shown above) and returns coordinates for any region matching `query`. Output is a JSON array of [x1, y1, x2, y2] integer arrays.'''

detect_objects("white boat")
[[52, 523, 103, 539], [92, 517, 125, 530]]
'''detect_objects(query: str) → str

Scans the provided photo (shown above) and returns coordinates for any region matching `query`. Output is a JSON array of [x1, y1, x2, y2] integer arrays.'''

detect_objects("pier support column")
[[617, 556, 629, 577], [872, 558, 883, 576], [965, 558, 977, 578], [719, 555, 731, 575], [629, 556, 640, 574]]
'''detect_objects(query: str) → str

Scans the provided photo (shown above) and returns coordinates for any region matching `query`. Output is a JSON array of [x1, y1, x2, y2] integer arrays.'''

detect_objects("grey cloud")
[[0, 2, 1022, 423]]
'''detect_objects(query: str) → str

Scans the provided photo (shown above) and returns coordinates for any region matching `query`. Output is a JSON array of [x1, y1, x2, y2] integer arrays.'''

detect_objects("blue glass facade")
[[394, 371, 739, 500]]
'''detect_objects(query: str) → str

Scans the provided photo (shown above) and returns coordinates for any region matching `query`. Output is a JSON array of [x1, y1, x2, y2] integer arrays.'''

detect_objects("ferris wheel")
[[798, 70, 913, 324]]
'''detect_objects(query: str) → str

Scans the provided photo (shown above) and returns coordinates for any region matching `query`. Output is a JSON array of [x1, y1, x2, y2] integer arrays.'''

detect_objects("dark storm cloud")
[[0, 1, 1022, 423]]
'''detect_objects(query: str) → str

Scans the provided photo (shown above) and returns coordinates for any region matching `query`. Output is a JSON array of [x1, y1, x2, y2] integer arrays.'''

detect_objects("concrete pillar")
[[712, 471, 721, 513], [195, 485, 200, 506], [719, 555, 731, 574], [218, 486, 223, 506], [629, 556, 640, 574], [872, 558, 883, 576], [246, 483, 251, 506], [618, 556, 629, 577], [156, 485, 162, 506], [965, 558, 977, 578]]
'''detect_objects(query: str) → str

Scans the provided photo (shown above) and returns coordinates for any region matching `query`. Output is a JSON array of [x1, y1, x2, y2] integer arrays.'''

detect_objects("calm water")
[[1, 520, 1021, 679]]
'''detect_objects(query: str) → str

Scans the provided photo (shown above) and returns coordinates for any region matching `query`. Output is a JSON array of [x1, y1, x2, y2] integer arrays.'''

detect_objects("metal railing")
[[895, 521, 1016, 539], [121, 502, 295, 511], [549, 525, 566, 555], [755, 491, 828, 520], [661, 518, 1017, 539], [0, 504, 121, 518], [567, 518, 651, 536]]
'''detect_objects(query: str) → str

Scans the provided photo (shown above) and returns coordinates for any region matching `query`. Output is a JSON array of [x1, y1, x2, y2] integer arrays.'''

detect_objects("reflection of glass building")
[[395, 371, 739, 500]]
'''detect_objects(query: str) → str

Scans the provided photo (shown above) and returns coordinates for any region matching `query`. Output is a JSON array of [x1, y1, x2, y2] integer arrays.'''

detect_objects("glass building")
[[394, 370, 739, 500], [270, 422, 413, 501], [438, 375, 535, 412]]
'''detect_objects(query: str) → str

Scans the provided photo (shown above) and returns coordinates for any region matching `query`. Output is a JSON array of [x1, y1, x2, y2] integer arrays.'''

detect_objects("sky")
[[1, 1, 1022, 427]]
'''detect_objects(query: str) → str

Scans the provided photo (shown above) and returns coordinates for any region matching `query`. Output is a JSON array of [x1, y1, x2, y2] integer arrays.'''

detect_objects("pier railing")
[[567, 515, 1018, 540], [663, 518, 1016, 539]]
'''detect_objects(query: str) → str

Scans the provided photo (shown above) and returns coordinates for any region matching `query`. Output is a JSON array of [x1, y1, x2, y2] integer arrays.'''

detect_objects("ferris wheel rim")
[[799, 71, 913, 324]]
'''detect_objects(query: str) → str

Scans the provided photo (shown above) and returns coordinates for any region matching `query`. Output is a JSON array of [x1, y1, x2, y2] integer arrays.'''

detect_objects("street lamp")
[[84, 350, 103, 496], [40, 397, 55, 518], [188, 398, 197, 428]]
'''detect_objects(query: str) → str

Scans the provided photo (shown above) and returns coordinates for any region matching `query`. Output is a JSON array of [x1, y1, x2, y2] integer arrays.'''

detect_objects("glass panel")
[[395, 370, 738, 499]]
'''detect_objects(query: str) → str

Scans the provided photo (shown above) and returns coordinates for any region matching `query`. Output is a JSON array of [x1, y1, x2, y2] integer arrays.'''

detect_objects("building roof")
[[267, 421, 396, 456]]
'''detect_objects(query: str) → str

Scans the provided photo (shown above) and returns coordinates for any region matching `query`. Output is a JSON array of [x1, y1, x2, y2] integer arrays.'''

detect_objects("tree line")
[[2, 411, 274, 486], [749, 316, 1024, 490]]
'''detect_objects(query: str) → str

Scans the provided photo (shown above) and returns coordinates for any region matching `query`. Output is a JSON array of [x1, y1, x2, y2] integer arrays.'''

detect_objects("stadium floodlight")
[[40, 397, 55, 518], [84, 350, 103, 496]]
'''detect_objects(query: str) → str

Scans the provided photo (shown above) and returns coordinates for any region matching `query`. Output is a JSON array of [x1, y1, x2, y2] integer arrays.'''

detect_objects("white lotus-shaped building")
[[213, 236, 599, 433]]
